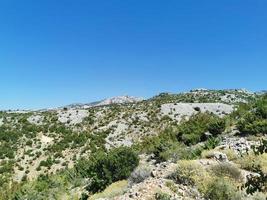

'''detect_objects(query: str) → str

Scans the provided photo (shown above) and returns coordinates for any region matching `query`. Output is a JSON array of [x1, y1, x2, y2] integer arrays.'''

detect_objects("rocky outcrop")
[[218, 136, 260, 154]]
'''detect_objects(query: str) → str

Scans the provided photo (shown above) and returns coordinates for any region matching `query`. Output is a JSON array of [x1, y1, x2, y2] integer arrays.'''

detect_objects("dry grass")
[[209, 163, 242, 181], [171, 160, 213, 193], [201, 148, 238, 161], [89, 180, 128, 200], [236, 153, 267, 173]]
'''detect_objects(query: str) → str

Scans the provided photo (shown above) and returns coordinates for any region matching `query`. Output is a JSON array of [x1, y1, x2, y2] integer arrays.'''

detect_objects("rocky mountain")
[[62, 95, 143, 109], [95, 95, 143, 106], [0, 89, 266, 200]]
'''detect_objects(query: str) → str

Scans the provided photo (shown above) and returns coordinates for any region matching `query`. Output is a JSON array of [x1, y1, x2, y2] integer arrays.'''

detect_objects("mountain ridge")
[[3, 88, 262, 112], [61, 95, 144, 110]]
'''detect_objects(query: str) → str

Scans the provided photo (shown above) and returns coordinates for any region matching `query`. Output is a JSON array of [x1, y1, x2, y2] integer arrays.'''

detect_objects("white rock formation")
[[161, 103, 234, 122], [57, 109, 89, 125]]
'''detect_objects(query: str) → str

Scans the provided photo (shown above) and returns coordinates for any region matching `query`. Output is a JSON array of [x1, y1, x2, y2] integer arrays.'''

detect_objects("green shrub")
[[156, 142, 191, 162], [170, 160, 210, 187], [208, 118, 226, 135], [204, 178, 242, 200], [155, 192, 172, 200], [177, 113, 211, 145], [238, 118, 267, 135], [79, 147, 139, 193], [185, 137, 221, 160], [0, 143, 14, 159], [209, 163, 241, 181], [237, 95, 267, 135], [177, 113, 225, 145], [236, 153, 267, 174], [39, 157, 54, 169], [104, 147, 139, 181], [203, 137, 221, 149], [0, 161, 14, 174], [26, 140, 33, 146], [255, 94, 267, 119], [10, 173, 72, 200]]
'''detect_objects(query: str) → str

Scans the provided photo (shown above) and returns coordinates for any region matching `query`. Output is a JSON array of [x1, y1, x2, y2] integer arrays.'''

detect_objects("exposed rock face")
[[27, 115, 44, 125], [96, 96, 143, 106], [161, 103, 234, 122], [57, 109, 89, 125], [218, 136, 260, 154]]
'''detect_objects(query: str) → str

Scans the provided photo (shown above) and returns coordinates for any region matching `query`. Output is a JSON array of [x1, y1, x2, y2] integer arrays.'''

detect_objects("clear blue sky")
[[0, 0, 266, 110]]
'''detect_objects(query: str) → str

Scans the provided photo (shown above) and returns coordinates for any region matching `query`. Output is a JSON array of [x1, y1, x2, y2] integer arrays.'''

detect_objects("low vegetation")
[[0, 89, 266, 199]]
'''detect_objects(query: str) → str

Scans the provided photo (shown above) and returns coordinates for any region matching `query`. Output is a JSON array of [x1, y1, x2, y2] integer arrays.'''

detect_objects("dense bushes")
[[6, 173, 74, 200], [76, 147, 139, 193], [208, 118, 226, 135], [237, 113, 267, 135], [237, 95, 267, 135], [177, 113, 226, 145], [135, 117, 223, 163], [255, 94, 267, 119], [177, 114, 210, 145], [135, 128, 193, 162], [0, 161, 14, 174], [0, 143, 15, 159], [204, 178, 242, 200], [48, 130, 109, 157], [2, 147, 138, 199]]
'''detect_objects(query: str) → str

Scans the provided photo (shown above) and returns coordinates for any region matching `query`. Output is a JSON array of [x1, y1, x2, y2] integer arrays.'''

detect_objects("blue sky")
[[0, 0, 266, 109]]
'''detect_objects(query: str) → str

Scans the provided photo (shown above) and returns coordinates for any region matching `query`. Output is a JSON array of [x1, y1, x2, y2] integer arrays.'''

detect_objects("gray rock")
[[219, 136, 259, 154], [151, 170, 156, 178], [213, 151, 228, 162]]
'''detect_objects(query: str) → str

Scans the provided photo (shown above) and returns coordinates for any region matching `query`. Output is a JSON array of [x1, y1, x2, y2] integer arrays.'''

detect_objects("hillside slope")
[[0, 89, 266, 200]]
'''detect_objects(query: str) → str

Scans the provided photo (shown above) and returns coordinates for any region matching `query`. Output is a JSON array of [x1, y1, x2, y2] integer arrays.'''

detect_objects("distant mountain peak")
[[62, 95, 143, 109], [96, 95, 143, 106]]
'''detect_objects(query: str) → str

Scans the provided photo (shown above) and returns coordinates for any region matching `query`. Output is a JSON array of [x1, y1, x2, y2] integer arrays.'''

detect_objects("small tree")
[[84, 147, 139, 193]]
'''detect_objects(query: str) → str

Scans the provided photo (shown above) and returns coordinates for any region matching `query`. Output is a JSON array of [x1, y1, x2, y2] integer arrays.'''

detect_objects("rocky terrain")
[[61, 95, 143, 110], [0, 89, 266, 200]]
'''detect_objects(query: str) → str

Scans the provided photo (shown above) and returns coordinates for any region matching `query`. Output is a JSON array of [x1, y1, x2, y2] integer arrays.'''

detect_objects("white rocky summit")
[[96, 95, 143, 106], [63, 95, 143, 109]]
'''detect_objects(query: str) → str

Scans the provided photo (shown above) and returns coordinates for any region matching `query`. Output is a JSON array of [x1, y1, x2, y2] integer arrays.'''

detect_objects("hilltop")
[[61, 95, 143, 110]]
